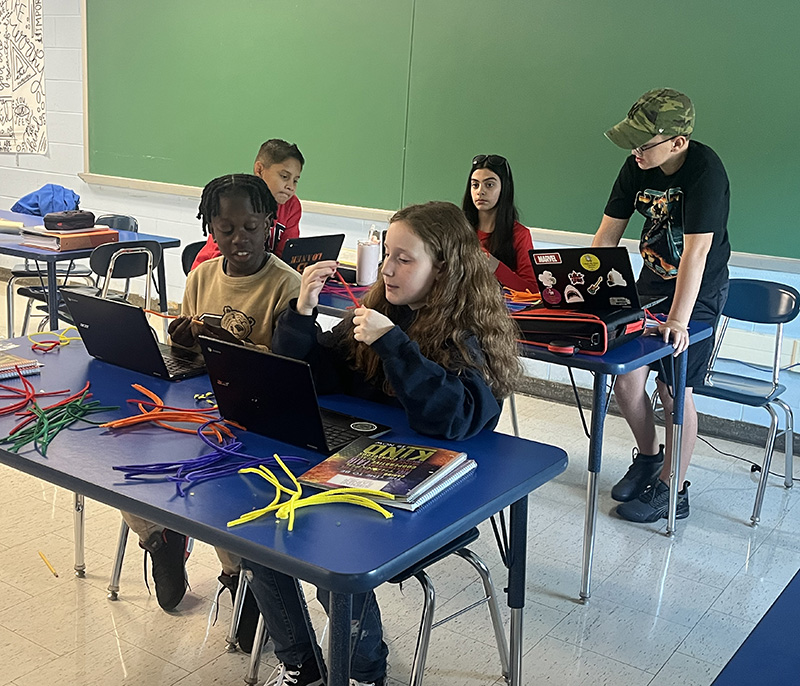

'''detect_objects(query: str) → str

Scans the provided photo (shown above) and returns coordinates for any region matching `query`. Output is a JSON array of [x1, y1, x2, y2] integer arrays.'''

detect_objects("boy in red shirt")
[[192, 139, 304, 267]]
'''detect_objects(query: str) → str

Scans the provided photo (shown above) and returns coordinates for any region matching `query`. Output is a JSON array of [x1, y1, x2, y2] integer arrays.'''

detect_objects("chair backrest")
[[90, 240, 162, 280], [181, 240, 206, 275], [722, 279, 800, 324], [708, 278, 800, 386], [90, 240, 163, 309], [96, 214, 139, 233]]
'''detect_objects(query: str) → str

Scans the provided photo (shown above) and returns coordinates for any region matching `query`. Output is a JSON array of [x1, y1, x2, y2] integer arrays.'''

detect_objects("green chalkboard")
[[86, 1, 799, 259], [86, 0, 414, 210]]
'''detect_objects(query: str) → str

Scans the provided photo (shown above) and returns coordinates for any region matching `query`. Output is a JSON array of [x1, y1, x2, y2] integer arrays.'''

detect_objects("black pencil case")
[[511, 306, 645, 355], [43, 210, 96, 231]]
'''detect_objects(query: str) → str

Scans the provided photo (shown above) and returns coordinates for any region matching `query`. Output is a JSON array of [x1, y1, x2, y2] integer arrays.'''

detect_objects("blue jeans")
[[242, 559, 388, 682]]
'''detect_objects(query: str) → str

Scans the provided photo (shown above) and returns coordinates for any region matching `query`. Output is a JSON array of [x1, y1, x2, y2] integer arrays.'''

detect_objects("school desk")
[[0, 336, 567, 686], [0, 209, 180, 331], [315, 291, 713, 600]]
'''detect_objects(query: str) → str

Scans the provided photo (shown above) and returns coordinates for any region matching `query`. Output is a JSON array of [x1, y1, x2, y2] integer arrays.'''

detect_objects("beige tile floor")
[[0, 297, 798, 685]]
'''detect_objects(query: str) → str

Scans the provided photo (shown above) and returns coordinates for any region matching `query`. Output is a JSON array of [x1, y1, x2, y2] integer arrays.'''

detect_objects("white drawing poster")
[[0, 0, 47, 153]]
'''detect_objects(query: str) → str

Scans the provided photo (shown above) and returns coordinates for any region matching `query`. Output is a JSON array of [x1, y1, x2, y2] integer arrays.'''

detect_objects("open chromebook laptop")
[[62, 290, 206, 381], [197, 336, 390, 454]]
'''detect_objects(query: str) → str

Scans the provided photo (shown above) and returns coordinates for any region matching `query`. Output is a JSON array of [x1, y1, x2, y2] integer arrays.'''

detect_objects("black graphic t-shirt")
[[604, 140, 731, 310]]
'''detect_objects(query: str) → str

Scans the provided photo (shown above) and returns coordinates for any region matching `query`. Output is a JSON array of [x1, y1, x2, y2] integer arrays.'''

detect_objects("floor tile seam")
[[672, 645, 729, 669], [534, 631, 663, 676], [554, 593, 702, 640], [440, 598, 570, 646], [0, 598, 151, 655], [705, 597, 774, 627], [112, 631, 231, 672], [646, 650, 722, 685], [101, 634, 196, 680], [587, 583, 726, 629], [598, 558, 743, 593], [0, 626, 65, 670]]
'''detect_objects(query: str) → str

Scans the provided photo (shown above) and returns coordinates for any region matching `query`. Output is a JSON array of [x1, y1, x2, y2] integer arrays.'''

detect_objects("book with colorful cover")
[[298, 437, 476, 510], [0, 350, 43, 379]]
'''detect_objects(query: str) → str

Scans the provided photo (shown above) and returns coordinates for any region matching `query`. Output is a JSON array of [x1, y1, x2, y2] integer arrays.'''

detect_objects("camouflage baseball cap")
[[605, 88, 695, 150]]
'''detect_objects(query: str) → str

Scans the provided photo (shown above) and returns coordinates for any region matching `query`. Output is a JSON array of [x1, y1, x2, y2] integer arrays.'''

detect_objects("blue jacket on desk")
[[272, 299, 502, 440]]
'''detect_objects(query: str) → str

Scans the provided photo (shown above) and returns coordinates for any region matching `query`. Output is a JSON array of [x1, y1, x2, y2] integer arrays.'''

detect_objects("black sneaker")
[[616, 479, 690, 523], [266, 661, 323, 686], [141, 529, 189, 611], [218, 572, 265, 654], [611, 446, 665, 502]]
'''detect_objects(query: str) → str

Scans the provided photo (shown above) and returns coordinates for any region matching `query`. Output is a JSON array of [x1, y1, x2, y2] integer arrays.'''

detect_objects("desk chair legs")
[[409, 549, 509, 686], [107, 519, 195, 600], [73, 493, 86, 577], [225, 569, 250, 651], [509, 392, 520, 438], [751, 400, 795, 526], [223, 569, 268, 685], [108, 520, 130, 600], [245, 615, 267, 685]]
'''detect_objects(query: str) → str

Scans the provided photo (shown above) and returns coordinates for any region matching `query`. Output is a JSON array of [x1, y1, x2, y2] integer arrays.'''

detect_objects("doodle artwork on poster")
[[0, 0, 47, 154]]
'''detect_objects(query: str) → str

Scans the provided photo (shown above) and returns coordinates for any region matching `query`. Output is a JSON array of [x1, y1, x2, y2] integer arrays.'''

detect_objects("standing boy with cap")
[[592, 88, 731, 522]]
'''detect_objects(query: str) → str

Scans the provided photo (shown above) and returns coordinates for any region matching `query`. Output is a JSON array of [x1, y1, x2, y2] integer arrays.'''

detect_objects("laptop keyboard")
[[163, 355, 202, 375], [323, 422, 364, 451]]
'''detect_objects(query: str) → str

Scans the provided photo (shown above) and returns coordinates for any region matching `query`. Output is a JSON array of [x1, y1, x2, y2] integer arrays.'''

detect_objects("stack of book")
[[20, 225, 118, 251], [0, 218, 24, 234], [299, 437, 477, 511]]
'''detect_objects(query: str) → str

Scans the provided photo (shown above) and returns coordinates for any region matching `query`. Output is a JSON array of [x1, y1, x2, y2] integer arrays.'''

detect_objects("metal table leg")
[[507, 495, 529, 685], [329, 592, 352, 686], [581, 372, 610, 601], [73, 493, 86, 577], [46, 261, 60, 331], [509, 393, 520, 438], [666, 351, 687, 536], [156, 258, 169, 340]]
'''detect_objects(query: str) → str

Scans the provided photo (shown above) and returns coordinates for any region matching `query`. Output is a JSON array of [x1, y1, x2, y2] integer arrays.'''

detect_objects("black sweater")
[[272, 300, 502, 440]]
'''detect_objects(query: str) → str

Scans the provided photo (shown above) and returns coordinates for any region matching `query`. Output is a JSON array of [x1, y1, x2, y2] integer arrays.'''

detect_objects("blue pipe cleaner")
[[113, 419, 309, 496]]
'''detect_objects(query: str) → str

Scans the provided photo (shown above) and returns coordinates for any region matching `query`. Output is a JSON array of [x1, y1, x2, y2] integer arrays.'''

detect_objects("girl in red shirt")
[[461, 154, 539, 293]]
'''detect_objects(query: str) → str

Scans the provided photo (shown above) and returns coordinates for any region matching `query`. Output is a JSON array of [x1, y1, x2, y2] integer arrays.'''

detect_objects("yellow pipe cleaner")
[[228, 453, 393, 531]]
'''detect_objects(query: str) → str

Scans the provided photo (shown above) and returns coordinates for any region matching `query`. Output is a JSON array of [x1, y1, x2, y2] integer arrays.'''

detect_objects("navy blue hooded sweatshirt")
[[272, 300, 503, 440]]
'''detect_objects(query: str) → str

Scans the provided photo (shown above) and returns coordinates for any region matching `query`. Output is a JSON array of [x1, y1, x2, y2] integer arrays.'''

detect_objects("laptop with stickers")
[[198, 336, 391, 454], [528, 247, 665, 311], [280, 234, 345, 274]]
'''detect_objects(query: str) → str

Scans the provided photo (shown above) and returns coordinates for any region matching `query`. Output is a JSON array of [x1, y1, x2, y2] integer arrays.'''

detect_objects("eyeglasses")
[[632, 135, 678, 156], [472, 154, 510, 173]]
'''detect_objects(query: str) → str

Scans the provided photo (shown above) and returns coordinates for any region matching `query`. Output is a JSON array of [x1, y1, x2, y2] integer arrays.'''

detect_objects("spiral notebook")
[[0, 351, 43, 379]]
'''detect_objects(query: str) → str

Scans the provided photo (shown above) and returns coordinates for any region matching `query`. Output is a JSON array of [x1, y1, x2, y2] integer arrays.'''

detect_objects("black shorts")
[[648, 283, 729, 389]]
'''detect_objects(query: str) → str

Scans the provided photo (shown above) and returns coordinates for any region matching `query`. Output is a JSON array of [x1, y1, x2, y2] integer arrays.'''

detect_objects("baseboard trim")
[[514, 376, 798, 458]]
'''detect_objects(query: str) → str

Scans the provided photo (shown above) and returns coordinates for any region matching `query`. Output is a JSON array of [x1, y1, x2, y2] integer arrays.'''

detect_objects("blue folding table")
[[316, 291, 712, 601], [0, 209, 181, 330], [0, 338, 567, 685]]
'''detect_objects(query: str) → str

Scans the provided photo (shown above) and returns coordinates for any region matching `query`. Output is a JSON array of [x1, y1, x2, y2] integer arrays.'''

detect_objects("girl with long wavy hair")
[[243, 201, 521, 686]]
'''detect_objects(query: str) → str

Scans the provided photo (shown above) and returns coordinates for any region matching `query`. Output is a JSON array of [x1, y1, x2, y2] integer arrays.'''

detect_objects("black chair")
[[181, 240, 206, 275], [19, 240, 164, 333], [694, 278, 800, 525], [96, 214, 139, 233], [6, 260, 93, 337]]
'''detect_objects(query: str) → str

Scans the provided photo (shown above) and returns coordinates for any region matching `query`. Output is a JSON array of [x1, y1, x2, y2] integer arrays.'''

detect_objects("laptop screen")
[[529, 247, 642, 310]]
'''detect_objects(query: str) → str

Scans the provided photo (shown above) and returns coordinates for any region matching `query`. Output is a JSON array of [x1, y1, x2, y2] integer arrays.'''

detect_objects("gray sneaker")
[[616, 479, 690, 523], [611, 446, 664, 502]]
